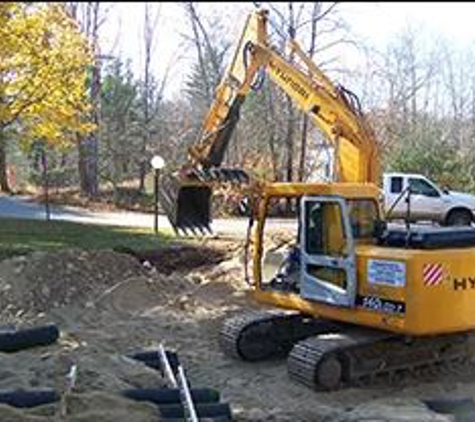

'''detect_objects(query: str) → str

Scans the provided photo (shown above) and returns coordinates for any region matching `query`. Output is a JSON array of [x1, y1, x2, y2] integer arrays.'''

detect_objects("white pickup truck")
[[383, 173, 475, 226]]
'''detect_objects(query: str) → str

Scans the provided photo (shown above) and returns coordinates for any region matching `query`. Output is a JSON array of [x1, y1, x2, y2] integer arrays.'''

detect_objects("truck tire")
[[445, 209, 473, 226]]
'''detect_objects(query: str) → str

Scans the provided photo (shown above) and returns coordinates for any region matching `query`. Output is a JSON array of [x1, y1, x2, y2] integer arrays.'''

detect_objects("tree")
[[355, 25, 475, 192], [296, 2, 340, 182], [0, 3, 92, 192], [387, 120, 468, 190], [182, 3, 230, 134], [66, 2, 111, 197], [99, 58, 140, 201], [137, 2, 167, 193]]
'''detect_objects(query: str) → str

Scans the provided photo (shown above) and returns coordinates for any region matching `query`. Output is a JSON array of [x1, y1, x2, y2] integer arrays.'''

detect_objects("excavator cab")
[[248, 183, 382, 293]]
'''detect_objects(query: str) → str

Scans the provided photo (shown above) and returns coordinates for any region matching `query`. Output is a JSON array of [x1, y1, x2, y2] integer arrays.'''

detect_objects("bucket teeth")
[[187, 167, 250, 185]]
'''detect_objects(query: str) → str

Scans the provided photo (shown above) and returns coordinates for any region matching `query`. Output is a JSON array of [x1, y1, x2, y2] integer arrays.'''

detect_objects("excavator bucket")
[[159, 168, 250, 235], [158, 173, 211, 235]]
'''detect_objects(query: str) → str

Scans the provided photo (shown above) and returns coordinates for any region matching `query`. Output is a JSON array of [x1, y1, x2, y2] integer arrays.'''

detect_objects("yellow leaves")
[[0, 2, 92, 148]]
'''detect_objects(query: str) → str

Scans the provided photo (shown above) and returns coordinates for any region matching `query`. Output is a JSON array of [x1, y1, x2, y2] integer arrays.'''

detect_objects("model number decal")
[[367, 259, 406, 287], [356, 295, 405, 314]]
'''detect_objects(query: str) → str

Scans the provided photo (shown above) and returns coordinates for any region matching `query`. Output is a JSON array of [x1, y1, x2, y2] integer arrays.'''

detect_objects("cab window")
[[304, 201, 347, 257], [390, 177, 403, 194], [409, 178, 440, 197], [347, 199, 379, 239], [303, 198, 379, 257]]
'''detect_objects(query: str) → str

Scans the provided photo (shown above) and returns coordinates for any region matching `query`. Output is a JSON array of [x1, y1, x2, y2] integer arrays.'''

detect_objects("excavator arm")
[[186, 11, 267, 169], [159, 11, 268, 234], [159, 9, 380, 234]]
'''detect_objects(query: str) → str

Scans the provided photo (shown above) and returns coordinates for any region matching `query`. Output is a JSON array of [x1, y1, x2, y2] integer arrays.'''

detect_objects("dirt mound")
[[91, 274, 196, 318], [0, 240, 244, 323], [0, 249, 147, 320]]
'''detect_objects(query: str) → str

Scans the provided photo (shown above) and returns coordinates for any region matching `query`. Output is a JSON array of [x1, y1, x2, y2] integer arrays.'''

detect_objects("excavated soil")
[[0, 236, 473, 421]]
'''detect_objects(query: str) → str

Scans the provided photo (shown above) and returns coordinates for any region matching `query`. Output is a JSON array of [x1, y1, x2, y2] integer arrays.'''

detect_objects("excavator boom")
[[159, 9, 380, 234]]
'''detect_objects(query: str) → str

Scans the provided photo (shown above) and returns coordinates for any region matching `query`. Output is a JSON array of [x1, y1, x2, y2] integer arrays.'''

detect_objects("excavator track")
[[288, 328, 475, 391], [221, 311, 475, 392], [219, 310, 342, 362]]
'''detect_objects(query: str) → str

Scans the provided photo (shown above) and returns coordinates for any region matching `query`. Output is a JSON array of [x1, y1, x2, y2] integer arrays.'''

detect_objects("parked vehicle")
[[383, 172, 475, 225]]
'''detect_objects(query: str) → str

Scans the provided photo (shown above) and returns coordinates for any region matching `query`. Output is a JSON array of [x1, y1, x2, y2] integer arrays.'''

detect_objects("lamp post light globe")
[[151, 155, 165, 170]]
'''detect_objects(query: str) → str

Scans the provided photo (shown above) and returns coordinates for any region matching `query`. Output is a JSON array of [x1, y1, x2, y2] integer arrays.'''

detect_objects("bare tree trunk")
[[138, 3, 160, 193], [79, 52, 100, 196], [77, 2, 102, 197], [187, 3, 221, 78], [139, 3, 151, 192], [283, 3, 297, 213], [0, 131, 10, 193], [285, 95, 296, 184], [264, 83, 280, 181], [297, 115, 309, 181], [185, 3, 213, 104]]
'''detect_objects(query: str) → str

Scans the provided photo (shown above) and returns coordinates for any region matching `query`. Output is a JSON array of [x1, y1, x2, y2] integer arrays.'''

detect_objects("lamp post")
[[150, 155, 165, 234]]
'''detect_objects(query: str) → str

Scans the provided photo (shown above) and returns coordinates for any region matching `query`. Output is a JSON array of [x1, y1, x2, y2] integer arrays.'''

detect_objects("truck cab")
[[383, 172, 475, 226]]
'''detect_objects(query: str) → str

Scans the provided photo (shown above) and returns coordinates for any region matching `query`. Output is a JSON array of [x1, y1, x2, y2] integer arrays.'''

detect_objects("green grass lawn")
[[0, 218, 175, 259]]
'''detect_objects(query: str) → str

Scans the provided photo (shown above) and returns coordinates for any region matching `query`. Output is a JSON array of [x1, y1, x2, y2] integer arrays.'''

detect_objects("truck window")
[[390, 177, 403, 193], [409, 178, 440, 197]]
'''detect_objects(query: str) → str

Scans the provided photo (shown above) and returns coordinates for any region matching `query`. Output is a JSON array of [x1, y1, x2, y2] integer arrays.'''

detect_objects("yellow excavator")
[[160, 9, 475, 390]]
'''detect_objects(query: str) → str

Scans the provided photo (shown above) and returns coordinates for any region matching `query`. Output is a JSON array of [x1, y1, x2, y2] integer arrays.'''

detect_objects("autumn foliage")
[[0, 2, 92, 190]]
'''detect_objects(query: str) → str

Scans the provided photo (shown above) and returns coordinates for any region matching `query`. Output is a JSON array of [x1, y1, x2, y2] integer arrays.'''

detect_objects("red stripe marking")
[[423, 263, 446, 286], [425, 265, 441, 282], [424, 264, 436, 277], [428, 273, 442, 286], [425, 267, 443, 285]]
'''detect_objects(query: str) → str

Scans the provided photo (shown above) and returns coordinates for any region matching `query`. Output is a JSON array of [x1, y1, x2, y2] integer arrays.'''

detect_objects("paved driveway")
[[0, 194, 271, 235]]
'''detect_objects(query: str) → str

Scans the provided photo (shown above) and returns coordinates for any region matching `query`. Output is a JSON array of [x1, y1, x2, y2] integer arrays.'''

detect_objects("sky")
[[98, 2, 475, 99]]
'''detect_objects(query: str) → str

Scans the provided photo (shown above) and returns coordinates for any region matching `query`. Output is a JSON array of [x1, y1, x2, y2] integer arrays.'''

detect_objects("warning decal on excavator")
[[367, 259, 406, 287], [423, 263, 445, 286]]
